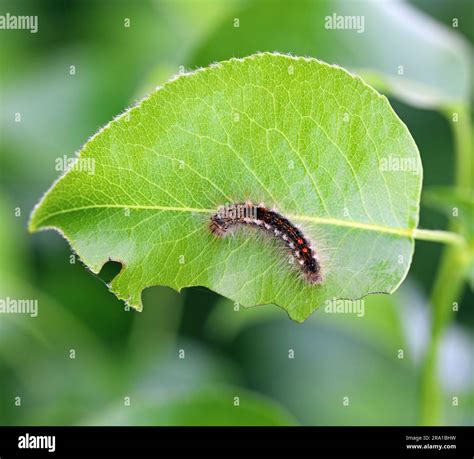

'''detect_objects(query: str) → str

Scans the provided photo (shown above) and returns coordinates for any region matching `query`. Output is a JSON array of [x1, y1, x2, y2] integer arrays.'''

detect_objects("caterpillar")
[[210, 202, 323, 285]]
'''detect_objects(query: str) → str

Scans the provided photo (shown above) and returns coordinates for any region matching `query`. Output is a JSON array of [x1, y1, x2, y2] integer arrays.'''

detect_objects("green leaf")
[[29, 53, 422, 322], [234, 313, 418, 425], [189, 0, 471, 109], [86, 387, 297, 426]]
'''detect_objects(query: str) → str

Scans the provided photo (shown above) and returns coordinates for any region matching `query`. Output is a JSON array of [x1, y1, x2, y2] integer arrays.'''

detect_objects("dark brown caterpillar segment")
[[210, 202, 322, 285]]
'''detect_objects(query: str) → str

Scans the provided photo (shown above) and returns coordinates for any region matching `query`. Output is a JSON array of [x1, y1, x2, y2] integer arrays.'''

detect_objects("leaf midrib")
[[31, 203, 415, 238]]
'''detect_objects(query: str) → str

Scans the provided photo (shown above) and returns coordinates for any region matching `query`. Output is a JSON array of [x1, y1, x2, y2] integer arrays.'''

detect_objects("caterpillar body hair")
[[210, 202, 323, 285]]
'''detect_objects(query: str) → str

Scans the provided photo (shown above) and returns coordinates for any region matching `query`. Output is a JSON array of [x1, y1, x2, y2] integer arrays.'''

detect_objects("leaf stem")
[[420, 105, 472, 425], [413, 228, 465, 246], [420, 246, 468, 424]]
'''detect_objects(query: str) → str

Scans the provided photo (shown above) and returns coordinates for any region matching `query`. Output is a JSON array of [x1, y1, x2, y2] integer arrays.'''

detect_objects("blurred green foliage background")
[[0, 0, 472, 426]]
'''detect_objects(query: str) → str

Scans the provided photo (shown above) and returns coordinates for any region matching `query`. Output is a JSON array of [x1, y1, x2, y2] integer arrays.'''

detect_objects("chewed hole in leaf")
[[98, 260, 123, 285]]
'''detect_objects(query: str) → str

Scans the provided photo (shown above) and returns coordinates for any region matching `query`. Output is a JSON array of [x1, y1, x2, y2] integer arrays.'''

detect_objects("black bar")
[[0, 426, 472, 458]]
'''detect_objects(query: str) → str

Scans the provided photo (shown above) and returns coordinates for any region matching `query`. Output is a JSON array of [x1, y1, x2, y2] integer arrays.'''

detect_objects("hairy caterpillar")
[[210, 202, 323, 285]]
